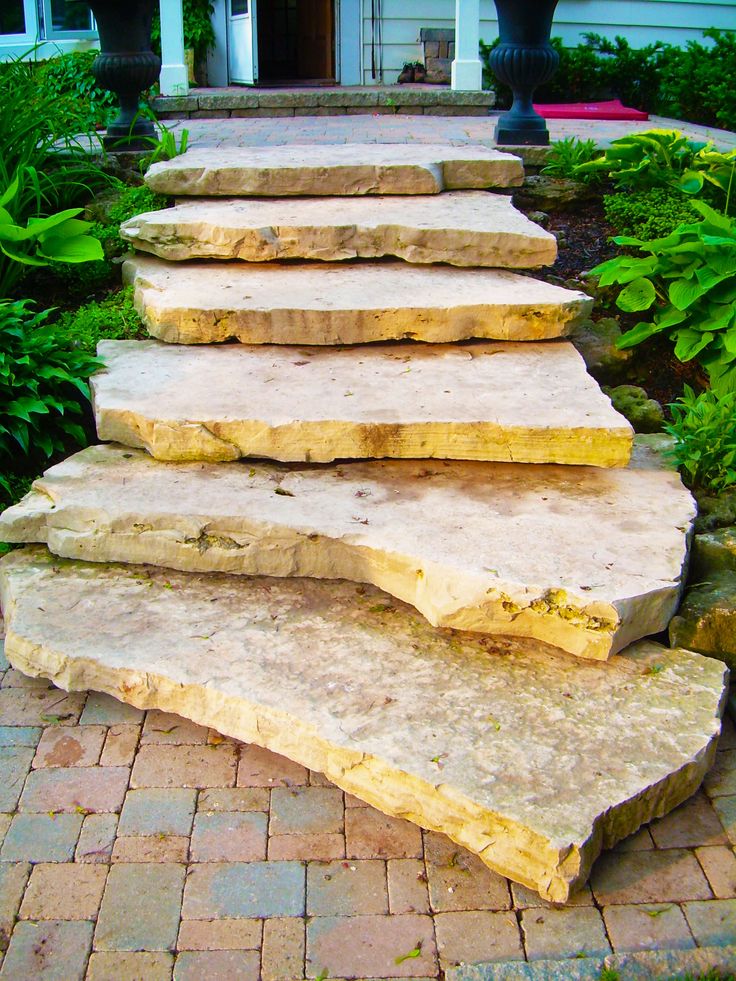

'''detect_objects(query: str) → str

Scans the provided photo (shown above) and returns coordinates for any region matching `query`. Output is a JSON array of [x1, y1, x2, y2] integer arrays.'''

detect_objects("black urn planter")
[[82, 0, 161, 149], [490, 0, 560, 146]]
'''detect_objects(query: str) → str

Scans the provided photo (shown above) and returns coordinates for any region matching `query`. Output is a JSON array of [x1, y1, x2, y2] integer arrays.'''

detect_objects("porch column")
[[451, 0, 482, 91], [159, 0, 189, 96]]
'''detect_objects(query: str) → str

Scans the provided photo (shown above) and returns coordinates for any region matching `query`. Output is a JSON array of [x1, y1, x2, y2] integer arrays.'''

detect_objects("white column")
[[159, 0, 189, 97], [451, 0, 482, 91]]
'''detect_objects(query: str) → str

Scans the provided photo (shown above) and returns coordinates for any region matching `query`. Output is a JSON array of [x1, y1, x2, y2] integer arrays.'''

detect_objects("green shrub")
[[34, 51, 116, 132], [590, 201, 736, 395], [541, 138, 603, 182], [89, 183, 170, 258], [55, 286, 145, 354], [0, 472, 33, 511], [0, 299, 102, 483], [665, 386, 736, 492], [657, 29, 736, 133], [604, 188, 700, 239]]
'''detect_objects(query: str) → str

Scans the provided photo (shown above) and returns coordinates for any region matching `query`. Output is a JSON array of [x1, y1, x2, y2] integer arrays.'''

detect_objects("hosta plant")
[[0, 299, 102, 487], [665, 386, 736, 493], [589, 201, 736, 394]]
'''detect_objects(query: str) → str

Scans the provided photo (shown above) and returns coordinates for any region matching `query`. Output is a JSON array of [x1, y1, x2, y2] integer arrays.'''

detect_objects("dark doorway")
[[257, 0, 335, 84]]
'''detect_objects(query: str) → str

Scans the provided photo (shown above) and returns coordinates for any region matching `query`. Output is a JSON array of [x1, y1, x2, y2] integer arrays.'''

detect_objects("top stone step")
[[144, 144, 524, 197]]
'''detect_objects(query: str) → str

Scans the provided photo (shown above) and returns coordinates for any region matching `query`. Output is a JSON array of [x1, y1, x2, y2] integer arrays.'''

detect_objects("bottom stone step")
[[0, 547, 726, 903]]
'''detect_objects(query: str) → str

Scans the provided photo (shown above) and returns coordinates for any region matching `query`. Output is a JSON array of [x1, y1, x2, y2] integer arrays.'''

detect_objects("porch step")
[[144, 144, 523, 197], [91, 340, 633, 466], [0, 441, 694, 661], [1, 546, 725, 904], [119, 192, 557, 268], [124, 256, 592, 346], [151, 85, 496, 122]]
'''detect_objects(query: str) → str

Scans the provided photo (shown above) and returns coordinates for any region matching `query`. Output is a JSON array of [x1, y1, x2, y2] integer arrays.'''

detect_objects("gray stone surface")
[[144, 144, 523, 196], [669, 571, 736, 669], [123, 256, 593, 346], [0, 547, 727, 904], [0, 439, 694, 660], [120, 192, 557, 268], [91, 339, 633, 466]]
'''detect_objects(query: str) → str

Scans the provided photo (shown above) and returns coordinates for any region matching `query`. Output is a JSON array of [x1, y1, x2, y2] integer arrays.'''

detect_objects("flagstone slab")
[[0, 440, 693, 660], [124, 256, 592, 346], [119, 192, 557, 268], [144, 144, 524, 197], [0, 547, 727, 904], [91, 339, 633, 466]]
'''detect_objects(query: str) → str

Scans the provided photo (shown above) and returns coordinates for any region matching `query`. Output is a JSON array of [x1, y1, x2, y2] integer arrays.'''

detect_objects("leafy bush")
[[590, 201, 736, 394], [541, 138, 603, 181], [604, 188, 700, 240], [656, 29, 736, 133], [0, 299, 102, 487], [34, 51, 116, 132], [54, 286, 145, 354], [0, 472, 33, 511], [665, 386, 736, 492], [576, 130, 736, 214], [90, 183, 170, 258]]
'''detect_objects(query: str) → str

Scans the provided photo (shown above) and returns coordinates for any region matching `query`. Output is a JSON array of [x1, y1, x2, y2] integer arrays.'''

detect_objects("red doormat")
[[533, 99, 649, 121]]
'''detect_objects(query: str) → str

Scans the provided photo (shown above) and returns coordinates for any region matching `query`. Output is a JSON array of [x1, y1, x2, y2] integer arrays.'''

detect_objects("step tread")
[[145, 144, 524, 197], [120, 192, 557, 269], [0, 547, 725, 903], [92, 339, 633, 466], [124, 256, 593, 345], [1, 441, 694, 661]]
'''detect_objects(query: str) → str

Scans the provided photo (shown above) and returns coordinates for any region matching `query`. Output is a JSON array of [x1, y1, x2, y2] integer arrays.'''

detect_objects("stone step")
[[124, 256, 592, 346], [144, 144, 524, 197], [120, 192, 557, 269], [92, 340, 633, 467], [0, 441, 693, 661], [0, 546, 725, 904]]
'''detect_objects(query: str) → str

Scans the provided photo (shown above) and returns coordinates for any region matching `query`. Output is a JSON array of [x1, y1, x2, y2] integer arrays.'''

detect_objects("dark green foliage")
[[480, 29, 736, 130], [54, 286, 146, 354], [590, 201, 736, 394], [34, 51, 116, 132], [541, 138, 602, 182], [666, 386, 736, 492], [89, 183, 170, 259], [0, 471, 33, 511], [605, 188, 701, 240], [0, 299, 102, 481]]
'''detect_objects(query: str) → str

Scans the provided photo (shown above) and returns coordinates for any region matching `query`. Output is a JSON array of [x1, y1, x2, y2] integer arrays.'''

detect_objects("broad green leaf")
[[678, 170, 704, 195], [616, 277, 657, 312], [38, 233, 104, 263], [669, 278, 706, 310], [0, 177, 19, 208], [674, 328, 714, 362], [616, 320, 660, 349]]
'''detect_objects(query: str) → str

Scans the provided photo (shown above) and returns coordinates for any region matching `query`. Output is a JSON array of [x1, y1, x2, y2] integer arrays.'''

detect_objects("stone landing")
[[119, 192, 557, 268], [0, 547, 726, 904], [144, 144, 524, 197], [124, 256, 593, 346], [91, 340, 633, 466], [0, 441, 694, 661]]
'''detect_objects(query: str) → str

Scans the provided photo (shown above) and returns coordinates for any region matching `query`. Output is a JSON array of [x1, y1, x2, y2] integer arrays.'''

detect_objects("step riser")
[[1, 548, 725, 904], [144, 145, 524, 197], [92, 340, 633, 467], [124, 257, 593, 346], [0, 443, 694, 661], [120, 192, 558, 269]]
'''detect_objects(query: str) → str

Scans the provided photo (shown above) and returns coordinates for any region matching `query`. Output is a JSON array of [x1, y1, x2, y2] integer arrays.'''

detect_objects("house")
[[2, 0, 734, 95]]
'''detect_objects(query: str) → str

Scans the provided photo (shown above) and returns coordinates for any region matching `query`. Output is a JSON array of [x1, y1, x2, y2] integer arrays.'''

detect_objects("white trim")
[[159, 0, 189, 95], [339, 0, 362, 84], [452, 0, 482, 90]]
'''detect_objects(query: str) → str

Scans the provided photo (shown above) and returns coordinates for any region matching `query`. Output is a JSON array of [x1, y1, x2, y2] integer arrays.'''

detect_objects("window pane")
[[50, 0, 93, 31], [232, 0, 248, 15], [0, 0, 25, 35]]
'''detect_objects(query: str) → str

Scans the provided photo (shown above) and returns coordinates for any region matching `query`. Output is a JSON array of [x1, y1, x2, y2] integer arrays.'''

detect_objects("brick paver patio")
[[3, 112, 736, 979]]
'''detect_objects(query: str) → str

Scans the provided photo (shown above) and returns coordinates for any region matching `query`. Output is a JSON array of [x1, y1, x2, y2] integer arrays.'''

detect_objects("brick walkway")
[[1, 629, 736, 980]]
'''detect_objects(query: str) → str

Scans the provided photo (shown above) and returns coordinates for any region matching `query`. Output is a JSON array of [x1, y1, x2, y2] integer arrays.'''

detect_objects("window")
[[42, 0, 95, 37], [0, 0, 26, 35], [232, 0, 249, 15]]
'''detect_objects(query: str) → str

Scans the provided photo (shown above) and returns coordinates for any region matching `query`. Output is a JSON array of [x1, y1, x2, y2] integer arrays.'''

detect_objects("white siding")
[[361, 0, 736, 84]]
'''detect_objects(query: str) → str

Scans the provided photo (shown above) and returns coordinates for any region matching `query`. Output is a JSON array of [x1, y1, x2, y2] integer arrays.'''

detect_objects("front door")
[[257, 0, 335, 84], [227, 0, 257, 84]]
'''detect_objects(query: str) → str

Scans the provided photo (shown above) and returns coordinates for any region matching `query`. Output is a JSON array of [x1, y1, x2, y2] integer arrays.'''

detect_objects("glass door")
[[228, 0, 258, 84]]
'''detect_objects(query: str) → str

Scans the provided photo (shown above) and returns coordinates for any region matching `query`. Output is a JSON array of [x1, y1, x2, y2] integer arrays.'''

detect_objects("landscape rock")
[[694, 489, 736, 534], [144, 144, 524, 197], [570, 317, 632, 383], [119, 192, 558, 269], [91, 339, 634, 466], [669, 571, 736, 669], [691, 527, 736, 578], [513, 176, 599, 213], [123, 256, 593, 346], [0, 439, 695, 660], [0, 546, 726, 904], [604, 385, 664, 434]]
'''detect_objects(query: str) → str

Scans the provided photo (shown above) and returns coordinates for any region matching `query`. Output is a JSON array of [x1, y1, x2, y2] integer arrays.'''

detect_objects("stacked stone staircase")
[[0, 143, 727, 904]]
